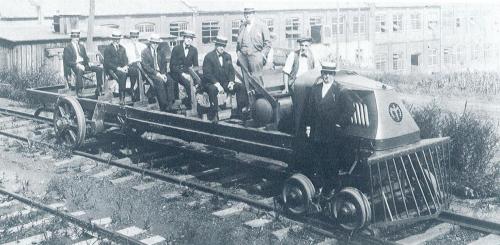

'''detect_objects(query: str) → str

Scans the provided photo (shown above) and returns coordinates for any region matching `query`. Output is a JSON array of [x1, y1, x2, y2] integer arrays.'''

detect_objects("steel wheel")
[[282, 173, 315, 215], [53, 95, 86, 148], [333, 187, 372, 230]]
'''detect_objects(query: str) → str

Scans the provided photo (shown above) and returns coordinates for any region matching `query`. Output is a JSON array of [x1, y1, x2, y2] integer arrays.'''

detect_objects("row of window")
[[374, 13, 435, 33]]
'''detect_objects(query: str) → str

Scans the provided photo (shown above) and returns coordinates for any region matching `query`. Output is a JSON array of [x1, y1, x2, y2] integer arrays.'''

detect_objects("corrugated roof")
[[0, 24, 114, 43]]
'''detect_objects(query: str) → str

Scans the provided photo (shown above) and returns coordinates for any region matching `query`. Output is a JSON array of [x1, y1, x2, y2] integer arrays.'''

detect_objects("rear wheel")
[[282, 173, 316, 215], [53, 96, 86, 148], [333, 187, 372, 230]]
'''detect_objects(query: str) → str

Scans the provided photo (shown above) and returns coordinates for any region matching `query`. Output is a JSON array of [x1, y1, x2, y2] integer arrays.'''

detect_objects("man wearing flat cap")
[[63, 29, 104, 96], [123, 30, 147, 102], [236, 7, 271, 88], [141, 34, 175, 112], [303, 62, 354, 193], [103, 30, 129, 104], [202, 36, 248, 122], [170, 30, 199, 110], [282, 37, 316, 96]]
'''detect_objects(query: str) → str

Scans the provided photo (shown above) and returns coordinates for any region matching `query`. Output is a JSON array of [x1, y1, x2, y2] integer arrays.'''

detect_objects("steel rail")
[[437, 211, 500, 235], [0, 188, 145, 245]]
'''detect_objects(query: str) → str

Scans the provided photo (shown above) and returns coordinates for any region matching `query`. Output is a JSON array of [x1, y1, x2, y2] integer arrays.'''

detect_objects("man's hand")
[[156, 73, 167, 81], [181, 73, 191, 80], [214, 82, 224, 93], [227, 81, 235, 91], [306, 126, 311, 138], [76, 63, 85, 71]]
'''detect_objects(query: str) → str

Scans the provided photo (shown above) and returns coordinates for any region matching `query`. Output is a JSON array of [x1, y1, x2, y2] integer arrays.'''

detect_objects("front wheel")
[[53, 95, 86, 148], [282, 173, 316, 215]]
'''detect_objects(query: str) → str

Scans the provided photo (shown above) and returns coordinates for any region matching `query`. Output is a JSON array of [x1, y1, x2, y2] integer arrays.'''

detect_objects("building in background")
[[0, 0, 498, 74]]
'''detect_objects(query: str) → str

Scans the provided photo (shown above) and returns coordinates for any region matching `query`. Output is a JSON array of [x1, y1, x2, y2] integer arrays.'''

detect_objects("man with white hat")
[[62, 29, 104, 96], [123, 30, 147, 102], [202, 36, 248, 122], [103, 30, 129, 105], [303, 62, 354, 193], [169, 30, 199, 110], [141, 33, 174, 112]]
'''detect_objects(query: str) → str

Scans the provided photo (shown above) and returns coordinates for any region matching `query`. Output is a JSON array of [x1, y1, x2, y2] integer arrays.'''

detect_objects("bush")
[[409, 102, 500, 198], [0, 68, 63, 103]]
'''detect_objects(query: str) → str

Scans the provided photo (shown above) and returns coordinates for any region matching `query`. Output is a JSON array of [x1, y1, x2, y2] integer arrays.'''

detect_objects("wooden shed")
[[0, 25, 114, 75]]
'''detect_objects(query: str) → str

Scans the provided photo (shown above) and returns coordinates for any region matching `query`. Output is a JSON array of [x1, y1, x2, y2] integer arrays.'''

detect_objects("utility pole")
[[87, 0, 95, 54], [336, 1, 339, 62]]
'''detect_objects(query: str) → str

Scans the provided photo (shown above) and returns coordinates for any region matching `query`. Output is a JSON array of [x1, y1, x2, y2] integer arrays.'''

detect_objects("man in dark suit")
[[304, 62, 354, 193], [169, 30, 199, 110], [202, 36, 248, 121], [141, 34, 174, 111], [62, 29, 104, 96], [103, 30, 129, 104]]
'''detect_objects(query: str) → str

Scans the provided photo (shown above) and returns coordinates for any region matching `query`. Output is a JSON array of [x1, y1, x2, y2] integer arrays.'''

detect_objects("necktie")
[[75, 43, 80, 55], [153, 49, 159, 71], [184, 46, 189, 57], [134, 42, 139, 59]]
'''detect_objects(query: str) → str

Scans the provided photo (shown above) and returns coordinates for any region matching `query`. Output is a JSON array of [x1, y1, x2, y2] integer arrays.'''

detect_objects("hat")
[[129, 30, 140, 38], [148, 33, 161, 43], [243, 7, 256, 14], [111, 30, 122, 39], [181, 30, 196, 38], [214, 36, 228, 46], [297, 37, 313, 44], [321, 62, 337, 74], [70, 29, 80, 38]]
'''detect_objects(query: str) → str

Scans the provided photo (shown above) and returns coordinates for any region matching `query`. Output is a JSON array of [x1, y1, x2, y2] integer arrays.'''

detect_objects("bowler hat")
[[243, 8, 256, 14], [70, 29, 81, 38], [129, 30, 140, 38], [321, 62, 337, 74], [182, 30, 196, 38], [149, 33, 161, 43], [111, 30, 122, 39], [214, 36, 228, 46]]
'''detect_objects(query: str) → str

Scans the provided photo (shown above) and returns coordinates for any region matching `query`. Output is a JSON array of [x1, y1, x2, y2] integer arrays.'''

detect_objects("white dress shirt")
[[283, 51, 310, 77], [72, 42, 83, 63], [321, 81, 333, 98]]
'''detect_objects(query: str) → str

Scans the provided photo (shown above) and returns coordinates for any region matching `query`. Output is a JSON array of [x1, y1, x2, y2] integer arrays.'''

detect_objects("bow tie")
[[184, 46, 190, 50], [301, 53, 308, 58]]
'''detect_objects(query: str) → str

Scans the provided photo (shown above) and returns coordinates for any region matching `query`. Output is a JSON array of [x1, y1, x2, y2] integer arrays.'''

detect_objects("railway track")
[[0, 105, 499, 244]]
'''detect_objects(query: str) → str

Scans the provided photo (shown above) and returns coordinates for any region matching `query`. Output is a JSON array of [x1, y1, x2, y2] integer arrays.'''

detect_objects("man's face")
[[321, 72, 335, 84], [244, 13, 254, 23], [71, 37, 79, 44], [112, 38, 120, 45], [300, 41, 311, 53], [216, 45, 225, 54], [151, 42, 159, 49], [184, 37, 193, 46]]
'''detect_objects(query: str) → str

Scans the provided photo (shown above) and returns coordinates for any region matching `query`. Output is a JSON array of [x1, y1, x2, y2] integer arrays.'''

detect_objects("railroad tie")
[[91, 166, 118, 178], [140, 235, 166, 245], [315, 238, 339, 245], [243, 218, 272, 229], [396, 223, 457, 245], [161, 192, 182, 201], [116, 226, 146, 237], [90, 217, 113, 227], [109, 174, 137, 185], [467, 234, 500, 245], [1, 232, 53, 245], [132, 181, 158, 191], [212, 203, 248, 218]]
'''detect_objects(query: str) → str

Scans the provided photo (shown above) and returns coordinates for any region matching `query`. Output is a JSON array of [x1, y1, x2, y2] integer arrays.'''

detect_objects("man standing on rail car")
[[63, 30, 104, 97], [282, 37, 316, 96], [304, 62, 354, 193], [202, 36, 248, 122], [123, 30, 147, 102], [141, 34, 174, 112], [103, 30, 129, 105], [169, 30, 199, 110]]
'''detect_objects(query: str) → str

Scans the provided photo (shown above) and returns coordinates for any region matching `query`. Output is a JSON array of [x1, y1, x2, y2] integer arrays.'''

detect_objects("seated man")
[[141, 34, 174, 111], [103, 30, 129, 104], [62, 29, 104, 96], [169, 30, 199, 110], [202, 36, 248, 121], [123, 30, 147, 102]]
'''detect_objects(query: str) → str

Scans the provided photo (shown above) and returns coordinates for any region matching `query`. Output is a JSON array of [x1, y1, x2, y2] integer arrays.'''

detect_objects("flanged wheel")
[[53, 95, 86, 148], [282, 173, 316, 214], [333, 187, 372, 230]]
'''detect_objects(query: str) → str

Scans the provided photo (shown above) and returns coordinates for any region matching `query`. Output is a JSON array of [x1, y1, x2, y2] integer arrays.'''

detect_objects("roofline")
[[0, 36, 113, 45]]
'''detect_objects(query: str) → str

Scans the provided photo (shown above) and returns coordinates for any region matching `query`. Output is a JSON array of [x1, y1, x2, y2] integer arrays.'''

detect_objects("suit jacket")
[[103, 43, 128, 73], [202, 50, 235, 88], [158, 42, 172, 74], [304, 81, 354, 143], [236, 18, 271, 57], [63, 42, 90, 77], [169, 42, 198, 75], [141, 45, 162, 77]]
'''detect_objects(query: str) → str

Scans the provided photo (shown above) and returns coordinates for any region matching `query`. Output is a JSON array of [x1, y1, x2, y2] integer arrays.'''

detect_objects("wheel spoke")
[[57, 105, 66, 118], [67, 130, 78, 144]]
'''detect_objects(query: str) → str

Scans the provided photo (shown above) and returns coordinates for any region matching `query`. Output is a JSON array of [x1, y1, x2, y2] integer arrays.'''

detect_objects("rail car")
[[27, 64, 451, 232]]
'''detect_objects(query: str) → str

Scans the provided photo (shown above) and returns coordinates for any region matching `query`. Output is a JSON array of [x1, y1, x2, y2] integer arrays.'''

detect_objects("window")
[[375, 15, 386, 33], [310, 17, 322, 26], [202, 21, 219, 44], [135, 22, 155, 33], [170, 21, 188, 37], [393, 14, 403, 32], [392, 52, 404, 70], [353, 15, 366, 34], [428, 48, 438, 66], [410, 13, 421, 30], [332, 16, 345, 35], [472, 44, 481, 60], [231, 19, 242, 42], [375, 54, 386, 71], [443, 47, 455, 64], [456, 18, 461, 28], [285, 17, 300, 39], [264, 18, 274, 32]]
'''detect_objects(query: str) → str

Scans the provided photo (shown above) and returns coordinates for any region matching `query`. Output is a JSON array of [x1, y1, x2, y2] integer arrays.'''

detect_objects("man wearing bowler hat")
[[236, 7, 271, 87], [304, 62, 354, 193], [141, 34, 174, 111], [169, 30, 199, 110], [103, 30, 129, 105], [62, 29, 104, 97], [282, 37, 316, 96], [123, 30, 147, 102], [202, 36, 248, 122]]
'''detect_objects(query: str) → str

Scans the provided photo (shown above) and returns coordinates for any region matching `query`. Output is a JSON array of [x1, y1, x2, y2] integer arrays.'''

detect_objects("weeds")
[[0, 68, 63, 104]]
